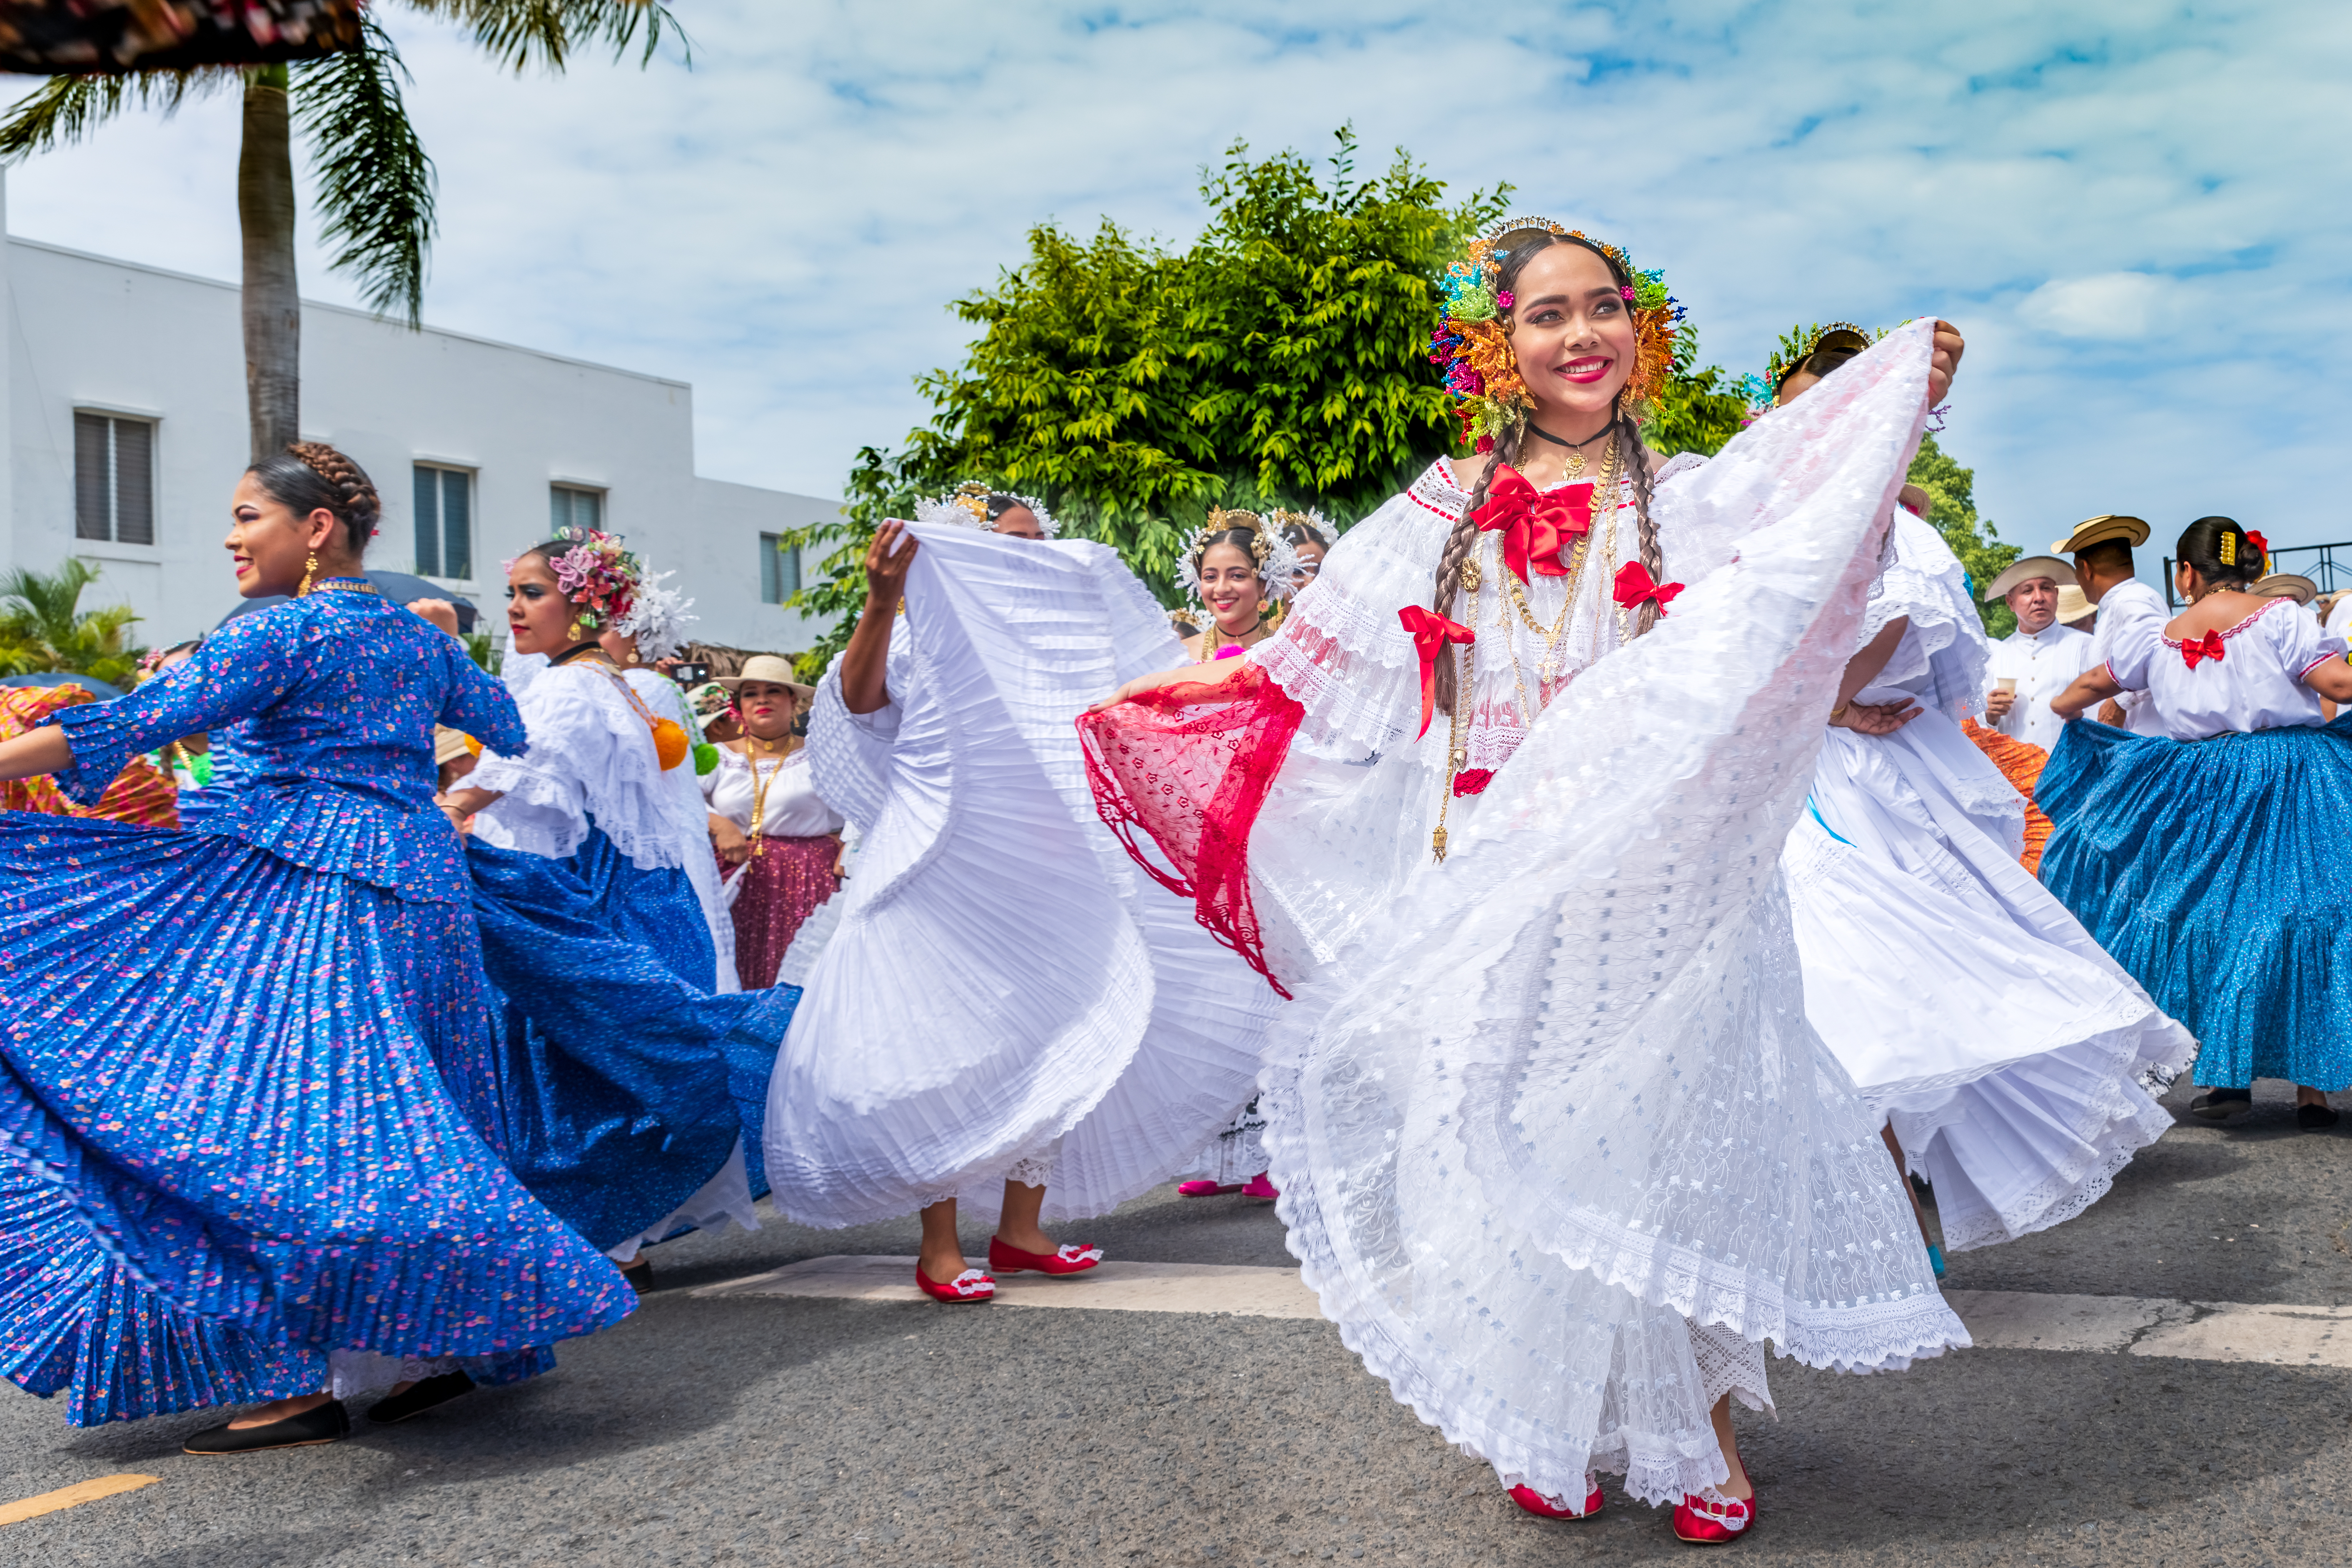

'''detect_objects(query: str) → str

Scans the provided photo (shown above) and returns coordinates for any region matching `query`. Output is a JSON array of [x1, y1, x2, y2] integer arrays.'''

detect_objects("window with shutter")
[[760, 532, 800, 604], [413, 464, 475, 580], [73, 412, 158, 544], [551, 485, 604, 535]]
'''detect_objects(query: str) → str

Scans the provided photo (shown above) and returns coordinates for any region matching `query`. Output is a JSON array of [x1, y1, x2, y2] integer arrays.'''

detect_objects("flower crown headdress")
[[912, 480, 1062, 537], [1267, 506, 1335, 553], [1737, 321, 1882, 415], [1174, 507, 1304, 601], [508, 526, 642, 632], [1430, 216, 1688, 452], [614, 565, 698, 661]]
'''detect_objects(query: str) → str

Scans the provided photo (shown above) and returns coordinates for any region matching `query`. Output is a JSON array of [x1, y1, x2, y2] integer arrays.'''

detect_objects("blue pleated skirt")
[[468, 825, 799, 1252], [2039, 716, 2352, 1089], [0, 814, 636, 1425]]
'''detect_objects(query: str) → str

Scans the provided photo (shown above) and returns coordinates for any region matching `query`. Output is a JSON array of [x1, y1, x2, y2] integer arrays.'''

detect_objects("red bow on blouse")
[[2180, 630, 2227, 669], [1470, 464, 1598, 584], [1398, 604, 1476, 740], [1612, 561, 1686, 617]]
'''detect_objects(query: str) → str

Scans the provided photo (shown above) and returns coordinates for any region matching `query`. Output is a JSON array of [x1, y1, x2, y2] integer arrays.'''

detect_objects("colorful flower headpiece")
[[507, 526, 642, 632], [615, 565, 697, 661], [1738, 321, 1881, 416], [1175, 507, 1304, 601], [1429, 216, 1688, 452], [912, 480, 1062, 537]]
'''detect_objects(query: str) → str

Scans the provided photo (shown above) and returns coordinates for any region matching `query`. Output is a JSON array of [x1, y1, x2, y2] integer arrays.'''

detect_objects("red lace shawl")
[[1078, 663, 1304, 998]]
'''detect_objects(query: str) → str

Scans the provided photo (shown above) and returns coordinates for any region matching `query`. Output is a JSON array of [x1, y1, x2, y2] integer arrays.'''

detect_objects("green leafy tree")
[[0, 2, 679, 460], [1908, 433, 2020, 638], [0, 560, 146, 687], [1644, 330, 1751, 460], [788, 131, 1507, 676]]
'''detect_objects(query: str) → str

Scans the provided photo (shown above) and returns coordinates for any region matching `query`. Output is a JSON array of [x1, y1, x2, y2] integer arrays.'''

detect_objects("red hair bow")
[[1398, 604, 1475, 740], [1471, 464, 1597, 584], [1612, 561, 1685, 617], [2180, 630, 2226, 669], [2245, 529, 2270, 567]]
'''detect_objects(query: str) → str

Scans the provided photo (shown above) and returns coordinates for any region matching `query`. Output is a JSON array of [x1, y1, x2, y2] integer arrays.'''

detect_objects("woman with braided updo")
[[1083, 219, 1970, 1541], [0, 444, 632, 1451], [2043, 515, 2352, 1128]]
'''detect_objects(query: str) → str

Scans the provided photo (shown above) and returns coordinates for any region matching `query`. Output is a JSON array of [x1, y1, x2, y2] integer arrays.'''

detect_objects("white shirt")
[[2086, 578, 2170, 734], [2326, 596, 2352, 637], [2108, 595, 2346, 741], [1985, 622, 2093, 752], [699, 743, 844, 839]]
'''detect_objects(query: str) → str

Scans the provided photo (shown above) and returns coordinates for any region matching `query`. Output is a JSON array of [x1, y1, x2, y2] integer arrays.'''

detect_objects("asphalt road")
[[3, 1074, 2348, 1568]]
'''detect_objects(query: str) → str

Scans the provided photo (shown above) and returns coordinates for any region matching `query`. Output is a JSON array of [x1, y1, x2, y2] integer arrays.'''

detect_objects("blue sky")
[[8, 1, 2349, 569]]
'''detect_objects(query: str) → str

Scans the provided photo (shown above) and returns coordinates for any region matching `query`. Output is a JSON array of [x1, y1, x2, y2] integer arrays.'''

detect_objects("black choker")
[[1526, 420, 1616, 452]]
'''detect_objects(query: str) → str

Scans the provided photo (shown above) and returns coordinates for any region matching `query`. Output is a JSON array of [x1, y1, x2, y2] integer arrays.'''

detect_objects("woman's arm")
[[2300, 652, 2352, 704], [0, 727, 75, 782], [841, 521, 916, 716], [1088, 656, 1255, 712], [709, 813, 750, 865], [1826, 617, 1920, 734], [2050, 665, 2125, 721]]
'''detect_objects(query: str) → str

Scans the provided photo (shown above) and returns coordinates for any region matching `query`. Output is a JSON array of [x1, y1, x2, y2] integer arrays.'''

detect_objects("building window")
[[761, 533, 801, 604], [551, 484, 603, 534], [73, 412, 155, 545], [413, 465, 473, 580]]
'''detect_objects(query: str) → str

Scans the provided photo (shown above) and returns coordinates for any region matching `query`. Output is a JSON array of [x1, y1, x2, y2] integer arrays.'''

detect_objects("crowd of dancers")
[[0, 215, 2344, 1547]]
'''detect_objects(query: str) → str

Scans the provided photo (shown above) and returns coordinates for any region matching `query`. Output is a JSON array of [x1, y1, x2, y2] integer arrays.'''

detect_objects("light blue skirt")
[[2039, 716, 2352, 1089]]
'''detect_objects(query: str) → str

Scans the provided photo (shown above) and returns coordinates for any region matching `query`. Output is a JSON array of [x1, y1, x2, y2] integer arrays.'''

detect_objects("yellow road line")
[[0, 1473, 159, 1527]]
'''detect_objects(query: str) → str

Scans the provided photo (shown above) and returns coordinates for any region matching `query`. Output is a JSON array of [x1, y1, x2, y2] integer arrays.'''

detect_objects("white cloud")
[[5, 0, 2352, 562]]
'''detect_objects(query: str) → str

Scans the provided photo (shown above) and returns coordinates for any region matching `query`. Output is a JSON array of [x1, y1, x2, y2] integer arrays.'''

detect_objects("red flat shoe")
[[1239, 1171, 1279, 1200], [987, 1236, 1104, 1276], [1672, 1490, 1754, 1544], [1178, 1180, 1243, 1197], [1509, 1480, 1603, 1519], [914, 1264, 995, 1303]]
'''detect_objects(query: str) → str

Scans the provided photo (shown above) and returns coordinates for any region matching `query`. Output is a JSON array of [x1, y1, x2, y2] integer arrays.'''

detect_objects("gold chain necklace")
[[742, 733, 797, 858]]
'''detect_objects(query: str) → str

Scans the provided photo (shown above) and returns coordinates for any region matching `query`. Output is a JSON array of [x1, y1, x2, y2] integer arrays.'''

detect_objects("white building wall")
[[4, 236, 831, 653]]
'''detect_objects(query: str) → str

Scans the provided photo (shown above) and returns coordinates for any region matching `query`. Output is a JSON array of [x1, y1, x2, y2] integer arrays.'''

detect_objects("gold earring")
[[568, 620, 585, 642], [299, 551, 318, 596]]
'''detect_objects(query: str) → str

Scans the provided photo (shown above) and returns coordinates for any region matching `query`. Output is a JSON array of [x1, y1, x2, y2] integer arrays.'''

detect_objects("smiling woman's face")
[[1197, 541, 1263, 632], [1506, 242, 1637, 426], [505, 555, 578, 655]]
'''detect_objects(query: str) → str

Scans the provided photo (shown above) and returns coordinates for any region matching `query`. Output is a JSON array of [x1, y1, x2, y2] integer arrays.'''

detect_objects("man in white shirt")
[[2056, 514, 2165, 733], [1982, 555, 2094, 752]]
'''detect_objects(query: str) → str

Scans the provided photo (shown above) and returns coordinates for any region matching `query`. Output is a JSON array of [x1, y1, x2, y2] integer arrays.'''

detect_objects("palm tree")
[[0, 2, 681, 460], [0, 559, 145, 686]]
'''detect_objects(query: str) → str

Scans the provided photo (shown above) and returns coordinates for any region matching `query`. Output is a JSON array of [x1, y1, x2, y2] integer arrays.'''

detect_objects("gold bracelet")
[[1828, 701, 1852, 722]]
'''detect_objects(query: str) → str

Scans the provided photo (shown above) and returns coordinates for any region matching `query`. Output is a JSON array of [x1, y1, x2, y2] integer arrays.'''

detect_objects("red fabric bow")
[[1398, 604, 1475, 740], [2245, 529, 2270, 567], [1612, 561, 1685, 617], [1471, 464, 1597, 584], [1451, 768, 1494, 797], [2180, 630, 2226, 669]]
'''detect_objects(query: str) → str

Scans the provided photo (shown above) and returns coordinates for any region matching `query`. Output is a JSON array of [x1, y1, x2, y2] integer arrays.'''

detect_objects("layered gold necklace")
[[742, 732, 799, 857]]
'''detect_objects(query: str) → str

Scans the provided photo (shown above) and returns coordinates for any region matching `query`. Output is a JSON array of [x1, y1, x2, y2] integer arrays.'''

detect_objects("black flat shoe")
[[2297, 1102, 2339, 1131], [2189, 1089, 2254, 1122], [366, 1371, 477, 1425], [184, 1400, 350, 1454], [619, 1256, 655, 1296]]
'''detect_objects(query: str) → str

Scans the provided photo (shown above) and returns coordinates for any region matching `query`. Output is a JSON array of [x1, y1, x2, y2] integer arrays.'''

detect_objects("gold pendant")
[[1564, 454, 1585, 478]]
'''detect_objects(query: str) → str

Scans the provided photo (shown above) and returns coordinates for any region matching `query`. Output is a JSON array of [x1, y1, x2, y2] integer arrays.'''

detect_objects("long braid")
[[1614, 409, 1663, 639], [1430, 420, 1524, 717]]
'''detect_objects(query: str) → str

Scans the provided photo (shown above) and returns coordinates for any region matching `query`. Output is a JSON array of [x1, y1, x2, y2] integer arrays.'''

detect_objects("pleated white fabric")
[[1783, 518, 2193, 1250], [768, 526, 1278, 1226], [1255, 320, 1968, 1509]]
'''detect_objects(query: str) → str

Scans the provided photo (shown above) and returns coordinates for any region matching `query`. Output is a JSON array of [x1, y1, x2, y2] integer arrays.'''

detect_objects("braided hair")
[[1428, 233, 1666, 717], [246, 442, 382, 554], [2175, 516, 2265, 592]]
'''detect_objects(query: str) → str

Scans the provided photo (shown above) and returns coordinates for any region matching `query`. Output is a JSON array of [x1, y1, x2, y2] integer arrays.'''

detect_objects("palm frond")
[[0, 67, 231, 164], [294, 18, 436, 325], [398, 0, 689, 73]]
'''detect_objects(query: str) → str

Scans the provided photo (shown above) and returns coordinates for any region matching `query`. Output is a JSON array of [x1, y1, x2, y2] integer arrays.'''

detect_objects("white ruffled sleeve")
[[1855, 515, 1990, 720], [471, 663, 681, 869], [805, 630, 920, 839]]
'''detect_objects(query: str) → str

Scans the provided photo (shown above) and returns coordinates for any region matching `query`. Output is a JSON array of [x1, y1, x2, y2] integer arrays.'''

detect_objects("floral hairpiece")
[[1174, 507, 1304, 601], [1429, 216, 1688, 452], [1738, 321, 1881, 416], [615, 565, 697, 661], [911, 480, 1062, 537], [504, 525, 642, 632], [1267, 506, 1336, 553]]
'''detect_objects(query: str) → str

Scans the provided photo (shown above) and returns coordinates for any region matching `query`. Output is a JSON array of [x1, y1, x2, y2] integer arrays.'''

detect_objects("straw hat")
[[433, 726, 476, 767], [2251, 572, 2318, 605], [718, 653, 815, 700], [1980, 555, 2078, 602], [2055, 586, 2095, 626], [2050, 514, 2150, 555]]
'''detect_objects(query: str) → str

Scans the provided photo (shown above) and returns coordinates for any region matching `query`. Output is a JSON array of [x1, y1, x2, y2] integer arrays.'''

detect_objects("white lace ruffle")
[[471, 661, 687, 872], [772, 529, 1275, 1229], [1259, 321, 1969, 1510], [604, 1136, 760, 1262], [1856, 513, 1990, 723]]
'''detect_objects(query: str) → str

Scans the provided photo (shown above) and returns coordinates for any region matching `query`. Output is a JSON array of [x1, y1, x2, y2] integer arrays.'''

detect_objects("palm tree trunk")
[[239, 65, 299, 462]]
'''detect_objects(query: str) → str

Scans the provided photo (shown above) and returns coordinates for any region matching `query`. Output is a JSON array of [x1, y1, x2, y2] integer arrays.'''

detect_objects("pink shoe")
[[914, 1264, 994, 1303], [1672, 1490, 1754, 1544], [987, 1236, 1104, 1276], [1509, 1480, 1602, 1519], [1239, 1171, 1279, 1200], [1178, 1180, 1243, 1197]]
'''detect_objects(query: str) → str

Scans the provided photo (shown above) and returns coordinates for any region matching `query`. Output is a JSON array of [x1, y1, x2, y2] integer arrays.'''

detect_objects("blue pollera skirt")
[[2039, 716, 2352, 1089]]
